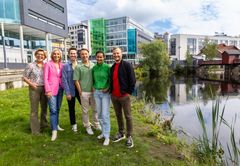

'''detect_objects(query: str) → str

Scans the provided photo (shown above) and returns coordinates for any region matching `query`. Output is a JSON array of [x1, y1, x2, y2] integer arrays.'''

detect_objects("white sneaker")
[[93, 125, 102, 131], [97, 134, 104, 139], [72, 124, 77, 132], [51, 130, 57, 141], [57, 125, 64, 131], [86, 127, 94, 135], [103, 138, 110, 146]]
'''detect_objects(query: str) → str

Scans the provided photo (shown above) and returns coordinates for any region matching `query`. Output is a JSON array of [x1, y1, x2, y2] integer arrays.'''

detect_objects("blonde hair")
[[34, 48, 47, 60], [50, 48, 62, 61]]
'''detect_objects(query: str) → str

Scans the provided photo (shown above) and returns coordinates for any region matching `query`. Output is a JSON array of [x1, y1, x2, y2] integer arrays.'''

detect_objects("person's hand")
[[78, 90, 82, 96], [46, 92, 52, 99], [102, 88, 109, 93], [66, 95, 72, 101], [30, 82, 38, 89]]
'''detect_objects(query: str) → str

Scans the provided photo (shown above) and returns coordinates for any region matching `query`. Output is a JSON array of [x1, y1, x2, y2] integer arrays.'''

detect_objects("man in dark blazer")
[[109, 47, 136, 148]]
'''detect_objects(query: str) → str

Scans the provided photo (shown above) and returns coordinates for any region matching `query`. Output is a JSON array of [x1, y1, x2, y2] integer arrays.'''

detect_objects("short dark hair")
[[68, 47, 77, 54], [79, 48, 89, 53], [95, 50, 105, 57]]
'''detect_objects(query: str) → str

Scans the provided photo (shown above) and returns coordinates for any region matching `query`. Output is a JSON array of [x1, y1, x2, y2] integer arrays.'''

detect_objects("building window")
[[77, 30, 85, 44], [106, 32, 126, 40], [0, 0, 20, 23], [28, 9, 65, 29], [106, 25, 126, 33], [187, 38, 197, 54], [127, 29, 136, 53], [41, 0, 64, 13], [170, 38, 176, 55], [229, 40, 237, 46]]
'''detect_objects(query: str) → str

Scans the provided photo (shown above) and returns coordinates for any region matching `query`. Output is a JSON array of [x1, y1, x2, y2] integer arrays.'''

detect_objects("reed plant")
[[195, 97, 227, 165], [222, 114, 240, 166]]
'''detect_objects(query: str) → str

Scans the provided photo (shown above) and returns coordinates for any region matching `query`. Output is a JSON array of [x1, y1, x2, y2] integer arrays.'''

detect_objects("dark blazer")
[[110, 60, 136, 95]]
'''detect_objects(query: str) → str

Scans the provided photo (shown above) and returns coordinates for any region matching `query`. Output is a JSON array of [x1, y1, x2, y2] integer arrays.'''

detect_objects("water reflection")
[[139, 77, 171, 103], [139, 76, 240, 150]]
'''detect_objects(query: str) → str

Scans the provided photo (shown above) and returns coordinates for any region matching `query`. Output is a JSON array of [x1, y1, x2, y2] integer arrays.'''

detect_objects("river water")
[[137, 76, 240, 153]]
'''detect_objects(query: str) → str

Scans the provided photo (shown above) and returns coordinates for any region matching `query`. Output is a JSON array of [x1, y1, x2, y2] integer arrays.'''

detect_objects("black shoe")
[[113, 133, 126, 142], [126, 136, 134, 148]]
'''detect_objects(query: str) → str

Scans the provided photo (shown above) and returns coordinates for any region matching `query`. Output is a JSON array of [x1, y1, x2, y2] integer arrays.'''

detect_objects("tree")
[[185, 50, 193, 67], [201, 39, 217, 60], [139, 40, 170, 77]]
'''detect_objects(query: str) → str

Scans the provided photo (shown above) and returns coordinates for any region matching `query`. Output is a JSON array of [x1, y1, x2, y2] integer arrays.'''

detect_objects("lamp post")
[[1, 22, 7, 69], [178, 46, 181, 60]]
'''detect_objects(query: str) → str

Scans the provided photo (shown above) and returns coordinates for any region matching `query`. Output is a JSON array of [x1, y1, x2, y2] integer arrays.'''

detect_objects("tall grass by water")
[[195, 97, 226, 165], [195, 96, 240, 165]]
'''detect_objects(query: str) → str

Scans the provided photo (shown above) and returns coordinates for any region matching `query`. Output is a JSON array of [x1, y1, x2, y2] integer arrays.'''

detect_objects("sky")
[[67, 0, 240, 36]]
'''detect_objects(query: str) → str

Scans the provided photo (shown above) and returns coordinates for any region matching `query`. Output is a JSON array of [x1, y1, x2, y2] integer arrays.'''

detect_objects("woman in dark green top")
[[92, 51, 111, 146]]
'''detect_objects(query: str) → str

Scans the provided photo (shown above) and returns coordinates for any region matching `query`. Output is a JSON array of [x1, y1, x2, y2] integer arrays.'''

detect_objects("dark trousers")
[[67, 88, 81, 125], [111, 95, 133, 137]]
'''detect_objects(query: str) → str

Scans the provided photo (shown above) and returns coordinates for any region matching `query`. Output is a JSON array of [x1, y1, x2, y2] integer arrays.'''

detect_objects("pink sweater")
[[44, 60, 63, 96]]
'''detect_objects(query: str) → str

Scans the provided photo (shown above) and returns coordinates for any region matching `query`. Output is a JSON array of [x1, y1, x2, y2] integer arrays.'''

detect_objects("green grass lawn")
[[0, 88, 188, 166]]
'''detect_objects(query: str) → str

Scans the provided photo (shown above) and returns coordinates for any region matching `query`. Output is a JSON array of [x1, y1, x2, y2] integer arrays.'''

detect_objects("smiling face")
[[51, 50, 61, 62], [96, 52, 105, 64], [112, 48, 122, 63], [80, 49, 89, 63], [69, 49, 77, 62], [35, 50, 46, 63]]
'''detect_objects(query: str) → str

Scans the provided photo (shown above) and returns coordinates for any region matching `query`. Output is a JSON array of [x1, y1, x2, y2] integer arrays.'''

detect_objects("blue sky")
[[67, 0, 240, 36]]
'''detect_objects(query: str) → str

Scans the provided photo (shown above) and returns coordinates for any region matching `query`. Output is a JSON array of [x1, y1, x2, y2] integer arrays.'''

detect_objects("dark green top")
[[92, 63, 110, 90]]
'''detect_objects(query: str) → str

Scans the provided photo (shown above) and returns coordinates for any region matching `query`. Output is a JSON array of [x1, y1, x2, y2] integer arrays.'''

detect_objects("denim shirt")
[[62, 61, 76, 96]]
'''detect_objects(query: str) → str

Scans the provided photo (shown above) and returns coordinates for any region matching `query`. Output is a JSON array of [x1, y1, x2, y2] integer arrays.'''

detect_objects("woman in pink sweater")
[[44, 48, 64, 141]]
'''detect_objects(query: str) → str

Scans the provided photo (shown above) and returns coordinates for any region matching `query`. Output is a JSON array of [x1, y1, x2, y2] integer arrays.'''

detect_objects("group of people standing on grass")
[[23, 47, 136, 148]]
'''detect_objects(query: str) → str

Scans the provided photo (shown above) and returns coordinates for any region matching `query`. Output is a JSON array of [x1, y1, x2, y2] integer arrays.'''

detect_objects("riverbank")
[[0, 88, 190, 166]]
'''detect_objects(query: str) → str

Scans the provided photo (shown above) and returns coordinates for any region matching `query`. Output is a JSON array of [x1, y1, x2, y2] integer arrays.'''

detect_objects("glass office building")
[[68, 17, 154, 64], [105, 17, 154, 64], [90, 18, 106, 54], [0, 0, 68, 68]]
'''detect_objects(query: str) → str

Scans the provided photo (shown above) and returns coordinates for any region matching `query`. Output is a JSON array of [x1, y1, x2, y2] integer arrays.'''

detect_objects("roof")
[[223, 49, 240, 55], [217, 44, 239, 53]]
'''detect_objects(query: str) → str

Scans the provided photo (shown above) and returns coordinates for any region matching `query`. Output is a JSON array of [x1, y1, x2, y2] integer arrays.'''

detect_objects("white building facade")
[[68, 21, 90, 52], [170, 34, 240, 60]]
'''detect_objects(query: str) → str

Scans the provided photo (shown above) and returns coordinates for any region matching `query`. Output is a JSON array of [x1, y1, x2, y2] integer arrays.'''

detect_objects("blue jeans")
[[48, 87, 63, 130], [94, 90, 110, 139]]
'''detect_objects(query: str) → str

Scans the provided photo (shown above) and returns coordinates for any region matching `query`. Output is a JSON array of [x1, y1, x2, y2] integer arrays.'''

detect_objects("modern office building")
[[68, 16, 154, 64], [0, 0, 68, 68], [170, 33, 240, 61], [68, 22, 90, 51], [154, 32, 170, 51]]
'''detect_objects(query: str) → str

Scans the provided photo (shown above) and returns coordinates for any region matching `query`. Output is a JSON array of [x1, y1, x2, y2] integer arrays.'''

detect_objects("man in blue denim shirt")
[[62, 47, 81, 132]]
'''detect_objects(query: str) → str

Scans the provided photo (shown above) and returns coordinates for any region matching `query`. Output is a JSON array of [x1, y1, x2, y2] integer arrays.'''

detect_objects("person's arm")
[[44, 63, 52, 98], [73, 65, 82, 96], [92, 66, 96, 92], [23, 77, 38, 89], [127, 62, 136, 94], [102, 65, 110, 93], [75, 80, 82, 96], [62, 64, 71, 100], [23, 64, 38, 89]]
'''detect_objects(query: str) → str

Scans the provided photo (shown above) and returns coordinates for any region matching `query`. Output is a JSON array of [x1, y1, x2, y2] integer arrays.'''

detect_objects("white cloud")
[[67, 0, 240, 36]]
